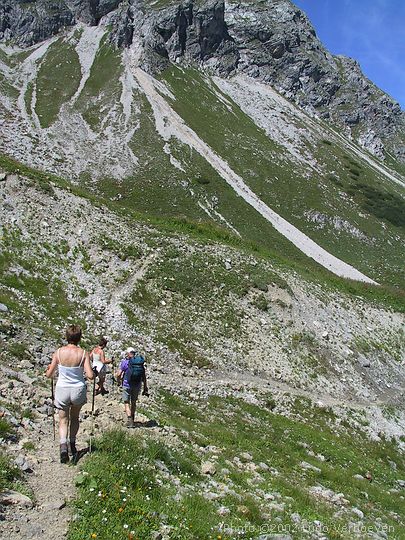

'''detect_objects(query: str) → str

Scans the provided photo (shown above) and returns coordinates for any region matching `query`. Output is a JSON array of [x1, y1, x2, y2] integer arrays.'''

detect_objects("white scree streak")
[[133, 65, 377, 284], [71, 25, 106, 105]]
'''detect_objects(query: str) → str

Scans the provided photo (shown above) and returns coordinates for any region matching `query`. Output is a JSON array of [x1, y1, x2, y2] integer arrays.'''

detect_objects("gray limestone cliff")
[[0, 0, 121, 44], [0, 0, 403, 163]]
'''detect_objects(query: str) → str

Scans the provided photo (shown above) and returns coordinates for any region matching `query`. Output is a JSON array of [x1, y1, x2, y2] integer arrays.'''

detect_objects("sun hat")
[[126, 347, 136, 354]]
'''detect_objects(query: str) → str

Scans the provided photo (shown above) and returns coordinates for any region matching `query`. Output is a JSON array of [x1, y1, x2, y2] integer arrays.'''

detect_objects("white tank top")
[[56, 348, 86, 388], [91, 350, 104, 372]]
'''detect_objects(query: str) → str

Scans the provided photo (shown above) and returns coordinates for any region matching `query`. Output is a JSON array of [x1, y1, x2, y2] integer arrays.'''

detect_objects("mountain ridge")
[[0, 0, 404, 164]]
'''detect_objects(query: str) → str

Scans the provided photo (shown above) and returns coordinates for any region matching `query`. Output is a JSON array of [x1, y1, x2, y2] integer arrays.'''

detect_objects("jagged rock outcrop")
[[0, 0, 403, 162], [109, 0, 405, 163], [0, 0, 122, 45], [107, 0, 239, 75], [221, 0, 404, 162]]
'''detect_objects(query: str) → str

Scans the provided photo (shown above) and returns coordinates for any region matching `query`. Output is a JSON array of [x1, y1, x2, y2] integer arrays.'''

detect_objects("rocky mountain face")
[[0, 0, 121, 44], [0, 0, 403, 163]]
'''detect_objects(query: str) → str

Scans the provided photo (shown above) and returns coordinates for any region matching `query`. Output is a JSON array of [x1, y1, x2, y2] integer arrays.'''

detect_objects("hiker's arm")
[[45, 352, 58, 378], [101, 350, 112, 365], [84, 352, 94, 380]]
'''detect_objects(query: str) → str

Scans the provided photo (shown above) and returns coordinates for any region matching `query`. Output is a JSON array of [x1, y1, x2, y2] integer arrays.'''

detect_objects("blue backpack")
[[124, 355, 145, 385]]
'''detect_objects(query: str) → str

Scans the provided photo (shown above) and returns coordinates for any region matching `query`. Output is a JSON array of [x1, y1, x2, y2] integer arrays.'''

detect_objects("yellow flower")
[[118, 507, 124, 513], [91, 534, 97, 539]]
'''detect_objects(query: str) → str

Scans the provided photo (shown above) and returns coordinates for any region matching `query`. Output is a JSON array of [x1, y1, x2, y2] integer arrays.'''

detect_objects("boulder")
[[0, 489, 33, 508], [201, 460, 216, 475]]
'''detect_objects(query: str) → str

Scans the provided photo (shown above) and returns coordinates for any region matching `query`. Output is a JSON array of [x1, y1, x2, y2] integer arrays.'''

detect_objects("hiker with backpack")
[[90, 336, 112, 396], [116, 347, 149, 428], [45, 324, 94, 463]]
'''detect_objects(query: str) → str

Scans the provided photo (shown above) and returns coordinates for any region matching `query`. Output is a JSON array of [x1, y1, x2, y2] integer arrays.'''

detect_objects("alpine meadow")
[[0, 1, 404, 539]]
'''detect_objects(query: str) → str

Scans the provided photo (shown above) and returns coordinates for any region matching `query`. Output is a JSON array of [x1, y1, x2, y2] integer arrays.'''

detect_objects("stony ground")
[[0, 171, 404, 539], [1, 355, 405, 539], [0, 374, 152, 539]]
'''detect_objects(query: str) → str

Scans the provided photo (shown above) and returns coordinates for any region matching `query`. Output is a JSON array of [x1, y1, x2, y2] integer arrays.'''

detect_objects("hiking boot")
[[126, 416, 134, 428], [60, 443, 69, 464]]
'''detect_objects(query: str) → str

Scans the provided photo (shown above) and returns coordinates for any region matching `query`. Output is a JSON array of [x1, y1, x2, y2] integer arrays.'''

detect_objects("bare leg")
[[130, 398, 137, 418], [59, 409, 70, 463], [124, 402, 131, 417], [69, 404, 82, 443], [98, 371, 108, 395], [59, 409, 69, 443]]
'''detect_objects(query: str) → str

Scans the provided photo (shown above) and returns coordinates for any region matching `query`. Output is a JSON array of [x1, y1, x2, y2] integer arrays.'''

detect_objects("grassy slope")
[[69, 392, 405, 540], [0, 153, 403, 316], [75, 33, 123, 131], [1, 41, 404, 287], [1, 155, 404, 538], [159, 67, 405, 288], [35, 33, 82, 128]]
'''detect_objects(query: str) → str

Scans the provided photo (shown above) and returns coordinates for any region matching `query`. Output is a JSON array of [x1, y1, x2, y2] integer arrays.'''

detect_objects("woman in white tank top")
[[46, 324, 94, 463], [90, 336, 111, 396]]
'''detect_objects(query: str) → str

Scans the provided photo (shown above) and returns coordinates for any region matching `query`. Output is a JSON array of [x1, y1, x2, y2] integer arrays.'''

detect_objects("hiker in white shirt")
[[90, 336, 112, 396], [46, 324, 94, 463]]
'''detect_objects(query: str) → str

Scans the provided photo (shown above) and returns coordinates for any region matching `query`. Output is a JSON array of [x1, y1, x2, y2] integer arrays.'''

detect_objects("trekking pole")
[[50, 377, 56, 442], [111, 356, 116, 398], [89, 371, 96, 453]]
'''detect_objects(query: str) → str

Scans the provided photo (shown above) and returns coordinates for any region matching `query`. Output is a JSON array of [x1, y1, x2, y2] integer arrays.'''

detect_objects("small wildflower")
[[118, 507, 124, 513], [90, 534, 97, 539], [123, 524, 129, 529]]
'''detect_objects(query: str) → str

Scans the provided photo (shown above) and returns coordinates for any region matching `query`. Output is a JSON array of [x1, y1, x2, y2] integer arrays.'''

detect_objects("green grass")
[[35, 36, 82, 127], [346, 183, 405, 227], [0, 451, 21, 491], [0, 416, 15, 439], [69, 392, 405, 539], [159, 66, 405, 288], [0, 417, 20, 492], [22, 441, 36, 451], [75, 33, 122, 130], [69, 430, 219, 540], [0, 152, 404, 317]]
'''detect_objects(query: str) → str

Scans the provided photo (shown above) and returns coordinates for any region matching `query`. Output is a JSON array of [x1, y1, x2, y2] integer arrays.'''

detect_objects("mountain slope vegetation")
[[0, 1, 404, 538]]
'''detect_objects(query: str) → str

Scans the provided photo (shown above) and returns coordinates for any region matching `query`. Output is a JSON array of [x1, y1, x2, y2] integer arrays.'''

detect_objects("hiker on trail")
[[46, 324, 94, 463], [116, 347, 149, 428], [90, 336, 112, 396]]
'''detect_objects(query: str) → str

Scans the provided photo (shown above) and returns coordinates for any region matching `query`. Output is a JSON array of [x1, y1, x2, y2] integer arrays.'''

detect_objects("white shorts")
[[54, 384, 87, 411]]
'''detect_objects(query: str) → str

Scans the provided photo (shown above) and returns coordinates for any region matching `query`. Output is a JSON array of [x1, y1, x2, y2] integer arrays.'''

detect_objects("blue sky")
[[292, 0, 405, 109]]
